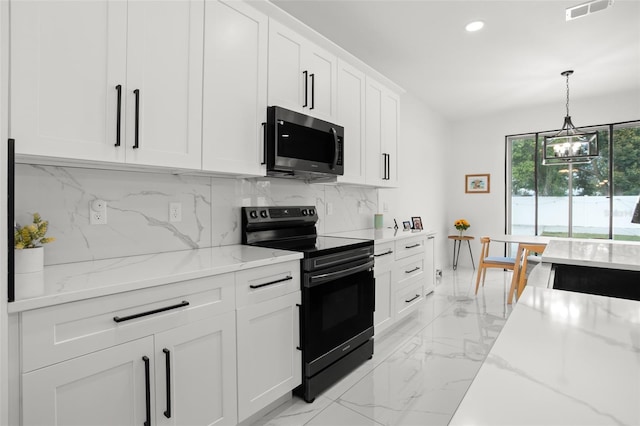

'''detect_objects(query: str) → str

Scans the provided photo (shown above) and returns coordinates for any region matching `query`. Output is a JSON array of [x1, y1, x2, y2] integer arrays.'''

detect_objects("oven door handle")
[[306, 260, 374, 287]]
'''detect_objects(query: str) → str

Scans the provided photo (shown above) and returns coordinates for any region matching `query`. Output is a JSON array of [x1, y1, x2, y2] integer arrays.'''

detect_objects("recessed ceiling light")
[[465, 21, 484, 32]]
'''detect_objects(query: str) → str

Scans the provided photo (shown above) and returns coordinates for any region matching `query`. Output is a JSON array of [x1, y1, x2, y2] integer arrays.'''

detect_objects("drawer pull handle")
[[142, 356, 151, 426], [405, 243, 420, 249], [405, 267, 420, 274], [250, 275, 293, 289], [405, 294, 420, 303], [113, 301, 189, 323], [374, 250, 393, 257], [163, 349, 172, 418]]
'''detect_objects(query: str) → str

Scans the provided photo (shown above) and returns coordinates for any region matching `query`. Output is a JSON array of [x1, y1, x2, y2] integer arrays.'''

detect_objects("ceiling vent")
[[566, 0, 614, 21]]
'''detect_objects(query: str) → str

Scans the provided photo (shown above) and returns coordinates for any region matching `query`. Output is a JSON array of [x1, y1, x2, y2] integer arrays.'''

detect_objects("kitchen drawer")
[[394, 253, 425, 290], [21, 273, 235, 373], [394, 280, 424, 320], [395, 235, 425, 260], [373, 241, 395, 270], [236, 260, 301, 307]]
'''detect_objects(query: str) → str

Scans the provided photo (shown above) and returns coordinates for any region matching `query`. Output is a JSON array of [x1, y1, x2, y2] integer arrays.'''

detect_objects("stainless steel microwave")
[[265, 106, 344, 180]]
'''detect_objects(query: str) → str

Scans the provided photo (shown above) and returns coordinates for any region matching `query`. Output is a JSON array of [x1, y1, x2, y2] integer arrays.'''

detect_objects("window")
[[507, 120, 640, 241]]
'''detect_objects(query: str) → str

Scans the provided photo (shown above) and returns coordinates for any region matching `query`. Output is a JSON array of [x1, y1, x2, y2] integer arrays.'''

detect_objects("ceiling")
[[270, 0, 640, 121]]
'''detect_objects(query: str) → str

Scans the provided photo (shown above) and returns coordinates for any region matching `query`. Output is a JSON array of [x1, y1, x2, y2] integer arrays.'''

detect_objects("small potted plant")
[[454, 218, 470, 237], [14, 212, 55, 274]]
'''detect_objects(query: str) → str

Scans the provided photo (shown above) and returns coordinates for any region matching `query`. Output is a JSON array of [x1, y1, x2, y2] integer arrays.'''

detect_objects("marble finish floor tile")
[[251, 266, 514, 426]]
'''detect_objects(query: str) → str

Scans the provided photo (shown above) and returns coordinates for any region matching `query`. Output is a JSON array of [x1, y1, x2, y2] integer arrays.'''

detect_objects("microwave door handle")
[[330, 127, 338, 170]]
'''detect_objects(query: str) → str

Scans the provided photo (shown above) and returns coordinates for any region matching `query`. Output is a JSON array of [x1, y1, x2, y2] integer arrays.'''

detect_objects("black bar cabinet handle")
[[386, 153, 391, 180], [310, 73, 315, 109], [330, 127, 338, 170], [115, 85, 122, 147], [405, 267, 420, 274], [374, 250, 393, 258], [163, 349, 172, 418], [382, 153, 388, 180], [302, 71, 308, 107], [295, 304, 302, 351], [405, 294, 420, 303], [261, 122, 267, 165], [113, 301, 189, 323], [133, 89, 140, 149], [250, 275, 293, 289], [405, 243, 420, 249], [142, 356, 151, 426]]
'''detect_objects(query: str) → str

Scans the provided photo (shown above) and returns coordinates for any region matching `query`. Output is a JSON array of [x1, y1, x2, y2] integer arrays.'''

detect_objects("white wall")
[[446, 90, 640, 260], [379, 93, 449, 271]]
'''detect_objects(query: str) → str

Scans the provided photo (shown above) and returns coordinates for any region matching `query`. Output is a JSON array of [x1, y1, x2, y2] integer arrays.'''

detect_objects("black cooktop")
[[241, 206, 372, 258], [252, 235, 372, 258]]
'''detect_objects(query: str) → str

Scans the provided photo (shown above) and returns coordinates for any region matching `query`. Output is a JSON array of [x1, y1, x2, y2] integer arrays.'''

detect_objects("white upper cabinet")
[[125, 0, 204, 169], [202, 0, 267, 176], [10, 0, 128, 163], [268, 19, 337, 121], [336, 60, 366, 185], [11, 0, 204, 170], [365, 76, 399, 188]]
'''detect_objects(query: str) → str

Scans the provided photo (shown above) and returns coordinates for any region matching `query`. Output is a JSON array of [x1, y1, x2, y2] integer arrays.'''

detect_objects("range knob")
[[260, 210, 268, 218], [309, 208, 315, 216], [249, 210, 258, 219], [301, 209, 308, 216]]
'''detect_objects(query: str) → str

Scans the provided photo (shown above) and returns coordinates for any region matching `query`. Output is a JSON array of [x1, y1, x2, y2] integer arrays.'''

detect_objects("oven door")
[[302, 258, 374, 366]]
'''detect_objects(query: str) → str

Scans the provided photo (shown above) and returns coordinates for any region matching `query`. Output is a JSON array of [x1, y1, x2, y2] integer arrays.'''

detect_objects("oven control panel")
[[242, 206, 318, 225]]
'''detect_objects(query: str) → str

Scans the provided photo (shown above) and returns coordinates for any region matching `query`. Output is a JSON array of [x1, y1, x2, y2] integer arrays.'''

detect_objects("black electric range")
[[241, 206, 375, 403]]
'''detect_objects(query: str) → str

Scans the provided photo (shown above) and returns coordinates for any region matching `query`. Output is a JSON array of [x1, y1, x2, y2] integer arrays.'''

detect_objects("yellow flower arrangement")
[[454, 219, 470, 232], [14, 213, 55, 249]]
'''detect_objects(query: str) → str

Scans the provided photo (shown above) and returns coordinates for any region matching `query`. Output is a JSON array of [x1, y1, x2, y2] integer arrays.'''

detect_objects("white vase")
[[14, 247, 45, 299], [15, 246, 44, 274]]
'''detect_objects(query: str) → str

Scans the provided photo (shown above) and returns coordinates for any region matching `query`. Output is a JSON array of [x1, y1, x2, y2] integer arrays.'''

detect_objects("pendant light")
[[543, 70, 598, 165]]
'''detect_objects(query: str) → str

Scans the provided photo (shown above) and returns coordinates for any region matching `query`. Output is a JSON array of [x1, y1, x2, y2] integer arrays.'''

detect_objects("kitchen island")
[[450, 285, 640, 425]]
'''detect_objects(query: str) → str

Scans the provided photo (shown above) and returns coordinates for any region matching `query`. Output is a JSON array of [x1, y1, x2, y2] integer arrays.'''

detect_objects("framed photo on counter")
[[403, 221, 412, 231], [411, 216, 423, 230]]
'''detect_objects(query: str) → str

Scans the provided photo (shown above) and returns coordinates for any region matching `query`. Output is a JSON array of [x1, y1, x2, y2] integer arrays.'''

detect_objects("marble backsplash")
[[15, 164, 378, 265]]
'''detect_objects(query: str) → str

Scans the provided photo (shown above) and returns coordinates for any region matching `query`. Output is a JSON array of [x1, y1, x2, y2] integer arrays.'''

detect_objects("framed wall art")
[[465, 173, 490, 193]]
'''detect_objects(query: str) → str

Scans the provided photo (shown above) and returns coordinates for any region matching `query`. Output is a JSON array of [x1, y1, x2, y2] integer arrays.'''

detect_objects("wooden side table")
[[448, 235, 475, 270]]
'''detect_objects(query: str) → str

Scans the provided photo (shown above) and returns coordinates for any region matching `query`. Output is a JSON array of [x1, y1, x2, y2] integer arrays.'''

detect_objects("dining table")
[[490, 235, 553, 303]]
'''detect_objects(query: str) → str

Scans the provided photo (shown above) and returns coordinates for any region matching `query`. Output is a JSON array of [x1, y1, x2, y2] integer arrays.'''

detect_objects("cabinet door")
[[381, 89, 400, 187], [126, 0, 204, 169], [337, 60, 366, 185], [155, 312, 237, 426], [365, 77, 384, 186], [304, 44, 337, 121], [236, 291, 301, 422], [374, 268, 393, 335], [22, 337, 154, 426], [202, 0, 267, 176], [10, 0, 127, 162], [268, 20, 305, 113]]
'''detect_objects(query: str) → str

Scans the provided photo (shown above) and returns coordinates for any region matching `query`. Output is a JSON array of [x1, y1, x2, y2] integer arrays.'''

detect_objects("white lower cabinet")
[[373, 233, 435, 335], [235, 261, 301, 422], [18, 262, 302, 426], [155, 313, 237, 426], [22, 337, 154, 426]]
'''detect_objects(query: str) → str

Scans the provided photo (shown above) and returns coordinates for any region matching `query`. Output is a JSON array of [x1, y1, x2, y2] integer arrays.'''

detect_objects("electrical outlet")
[[326, 202, 334, 215], [169, 202, 182, 223], [358, 201, 365, 214], [383, 202, 389, 212], [89, 199, 107, 225]]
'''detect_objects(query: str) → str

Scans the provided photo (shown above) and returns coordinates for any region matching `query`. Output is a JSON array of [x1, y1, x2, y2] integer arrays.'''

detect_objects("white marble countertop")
[[450, 286, 640, 425], [10, 245, 302, 313], [543, 239, 640, 271], [326, 228, 435, 243]]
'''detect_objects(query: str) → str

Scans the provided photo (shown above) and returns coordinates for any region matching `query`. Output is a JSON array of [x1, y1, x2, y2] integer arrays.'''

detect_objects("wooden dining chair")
[[510, 243, 546, 302], [475, 237, 516, 295]]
